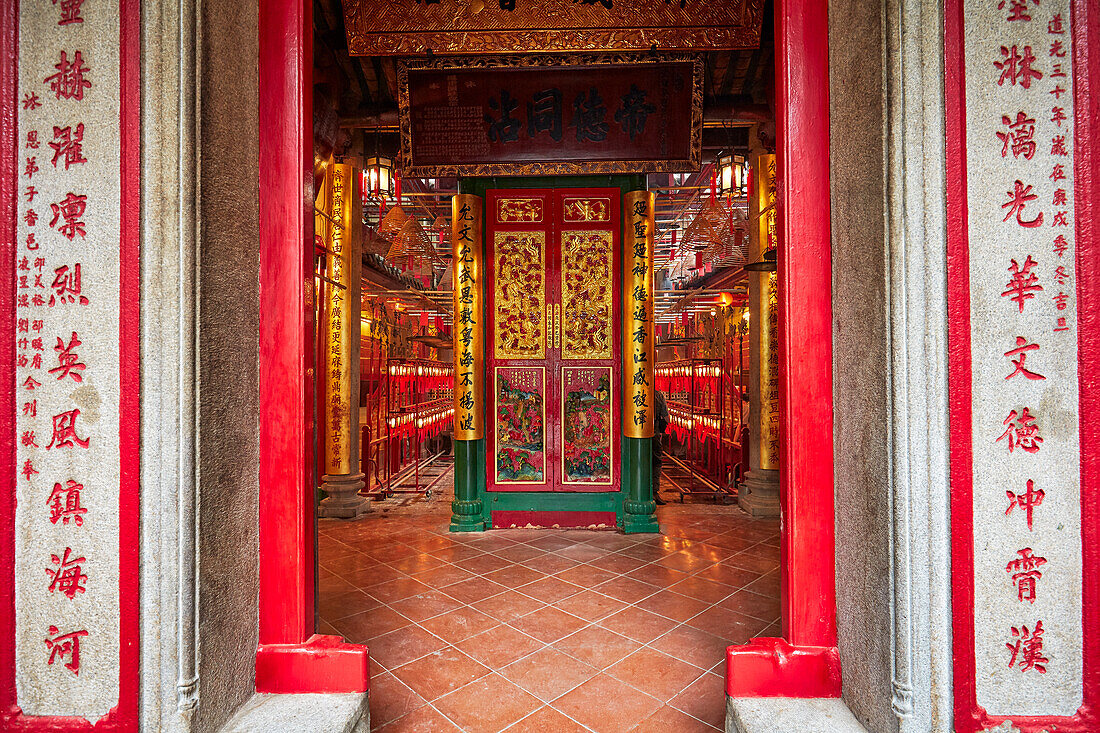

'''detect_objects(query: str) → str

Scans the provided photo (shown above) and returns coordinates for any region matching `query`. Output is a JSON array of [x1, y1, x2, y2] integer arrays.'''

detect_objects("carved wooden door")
[[485, 188, 621, 493]]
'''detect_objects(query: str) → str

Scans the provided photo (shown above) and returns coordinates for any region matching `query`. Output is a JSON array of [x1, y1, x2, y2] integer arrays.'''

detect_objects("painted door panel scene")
[[487, 188, 621, 493]]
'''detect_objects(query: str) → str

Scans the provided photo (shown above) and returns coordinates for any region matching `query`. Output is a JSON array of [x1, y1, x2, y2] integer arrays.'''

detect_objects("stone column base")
[[319, 472, 370, 518], [739, 468, 780, 517]]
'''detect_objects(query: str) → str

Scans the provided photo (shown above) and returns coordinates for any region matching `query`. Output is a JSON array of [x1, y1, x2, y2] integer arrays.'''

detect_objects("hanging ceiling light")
[[365, 155, 394, 199], [717, 152, 746, 198]]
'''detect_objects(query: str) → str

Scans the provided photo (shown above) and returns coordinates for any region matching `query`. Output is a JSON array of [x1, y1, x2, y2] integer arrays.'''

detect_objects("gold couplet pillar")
[[753, 154, 781, 470], [623, 191, 655, 438], [319, 163, 369, 517], [452, 194, 484, 440]]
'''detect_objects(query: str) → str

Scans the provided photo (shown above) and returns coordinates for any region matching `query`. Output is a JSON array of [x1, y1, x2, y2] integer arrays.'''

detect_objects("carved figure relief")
[[494, 231, 546, 359], [563, 198, 611, 222], [561, 230, 613, 359], [498, 198, 544, 223]]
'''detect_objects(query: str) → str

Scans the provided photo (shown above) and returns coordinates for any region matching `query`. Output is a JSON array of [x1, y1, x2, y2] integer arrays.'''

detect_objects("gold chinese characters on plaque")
[[623, 190, 655, 438], [453, 194, 485, 440], [561, 231, 613, 359], [494, 231, 546, 359]]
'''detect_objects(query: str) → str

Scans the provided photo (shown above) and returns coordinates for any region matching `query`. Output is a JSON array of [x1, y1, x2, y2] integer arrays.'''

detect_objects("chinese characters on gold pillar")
[[623, 191, 654, 438], [963, 0, 1082, 715], [453, 194, 484, 440], [323, 164, 361, 475], [13, 0, 131, 717], [753, 153, 780, 469]]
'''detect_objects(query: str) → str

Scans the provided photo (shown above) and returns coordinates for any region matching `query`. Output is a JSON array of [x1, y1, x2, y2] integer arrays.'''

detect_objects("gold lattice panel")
[[561, 230, 613, 360], [494, 231, 546, 359]]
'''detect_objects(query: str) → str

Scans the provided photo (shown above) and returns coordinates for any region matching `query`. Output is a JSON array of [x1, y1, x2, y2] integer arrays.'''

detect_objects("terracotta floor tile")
[[648, 624, 731, 670], [703, 533, 759, 553], [434, 673, 543, 733], [519, 553, 580, 575], [685, 606, 766, 645], [604, 647, 706, 702], [455, 625, 546, 668], [634, 704, 720, 732], [387, 553, 448, 575], [366, 577, 436, 605], [585, 552, 648, 574], [410, 563, 476, 588], [592, 577, 660, 604], [404, 535, 456, 553], [442, 577, 510, 604], [387, 589, 466, 622], [484, 564, 545, 588], [638, 589, 711, 623], [460, 535, 521, 552], [666, 575, 735, 604], [342, 563, 407, 588], [579, 532, 641, 551], [430, 545, 488, 563], [516, 576, 585, 604], [317, 588, 382, 621], [551, 674, 663, 733], [502, 705, 592, 733], [492, 544, 546, 563], [597, 605, 679, 644], [554, 544, 610, 563], [681, 542, 738, 563], [623, 563, 690, 588], [553, 564, 617, 587], [375, 704, 464, 733], [391, 646, 491, 702], [332, 606, 412, 643], [724, 551, 780, 574], [654, 550, 716, 574], [321, 552, 381, 576], [553, 625, 643, 670], [470, 590, 547, 623], [523, 534, 576, 551], [500, 647, 599, 702], [668, 671, 727, 729], [367, 624, 449, 670], [551, 590, 629, 622], [420, 606, 500, 644], [366, 543, 421, 563], [691, 562, 761, 589], [745, 569, 781, 597], [317, 572, 357, 594], [510, 605, 590, 644], [462, 553, 515, 575], [368, 672, 428, 729], [719, 589, 780, 622]]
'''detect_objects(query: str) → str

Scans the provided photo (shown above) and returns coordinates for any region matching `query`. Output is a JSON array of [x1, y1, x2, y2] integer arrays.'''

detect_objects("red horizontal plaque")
[[398, 55, 703, 177]]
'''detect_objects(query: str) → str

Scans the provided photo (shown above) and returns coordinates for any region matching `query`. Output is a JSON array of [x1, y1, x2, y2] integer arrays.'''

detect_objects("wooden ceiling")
[[313, 0, 774, 129]]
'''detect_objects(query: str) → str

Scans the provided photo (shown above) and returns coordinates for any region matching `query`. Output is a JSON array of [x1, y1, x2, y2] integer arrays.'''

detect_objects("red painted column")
[[256, 0, 368, 693], [726, 0, 841, 697]]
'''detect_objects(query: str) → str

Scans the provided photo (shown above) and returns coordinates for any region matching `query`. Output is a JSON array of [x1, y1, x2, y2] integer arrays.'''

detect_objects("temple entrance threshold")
[[318, 470, 779, 732]]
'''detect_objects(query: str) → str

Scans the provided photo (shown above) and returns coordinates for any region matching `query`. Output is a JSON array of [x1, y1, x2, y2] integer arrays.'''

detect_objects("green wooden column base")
[[451, 439, 486, 532], [622, 437, 659, 534]]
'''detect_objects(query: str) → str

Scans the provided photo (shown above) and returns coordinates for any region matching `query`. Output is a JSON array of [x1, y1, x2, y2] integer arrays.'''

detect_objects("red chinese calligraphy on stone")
[[25, 130, 39, 148], [49, 192, 87, 240], [1050, 85, 1067, 100], [1006, 479, 1045, 529], [22, 92, 41, 110], [1004, 336, 1045, 381], [52, 0, 85, 25], [23, 400, 37, 417], [44, 50, 91, 101], [46, 547, 87, 599], [48, 124, 86, 169], [1051, 135, 1068, 156], [25, 185, 38, 203], [1006, 548, 1047, 603], [24, 157, 39, 178], [997, 112, 1037, 159], [48, 331, 86, 382], [23, 375, 42, 390], [46, 409, 90, 450], [23, 209, 37, 227], [1050, 40, 1066, 58], [1006, 621, 1048, 673], [21, 460, 39, 481], [997, 0, 1038, 21], [1001, 256, 1042, 312], [49, 264, 89, 306], [1052, 188, 1067, 206], [44, 626, 88, 675], [47, 480, 87, 526], [1049, 14, 1065, 34], [1001, 180, 1043, 227], [995, 45, 1043, 89], [1054, 265, 1069, 285], [1050, 164, 1066, 182], [997, 407, 1043, 453], [1052, 211, 1069, 227], [21, 431, 38, 448]]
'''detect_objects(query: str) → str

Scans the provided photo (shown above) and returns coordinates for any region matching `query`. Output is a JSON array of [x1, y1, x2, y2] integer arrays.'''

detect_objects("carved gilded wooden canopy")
[[342, 0, 764, 55]]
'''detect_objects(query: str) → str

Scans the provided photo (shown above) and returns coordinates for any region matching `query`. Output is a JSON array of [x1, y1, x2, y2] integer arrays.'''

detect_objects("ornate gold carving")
[[398, 53, 704, 178], [498, 198, 544, 223], [494, 231, 546, 359], [343, 0, 763, 55], [623, 191, 655, 439], [563, 198, 611, 222], [452, 194, 485, 440], [561, 230, 613, 360]]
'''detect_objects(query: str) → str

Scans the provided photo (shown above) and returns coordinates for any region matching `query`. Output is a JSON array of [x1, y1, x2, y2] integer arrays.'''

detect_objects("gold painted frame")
[[493, 365, 548, 485], [560, 229, 614, 360], [560, 366, 615, 486], [398, 53, 704, 178], [493, 230, 547, 360]]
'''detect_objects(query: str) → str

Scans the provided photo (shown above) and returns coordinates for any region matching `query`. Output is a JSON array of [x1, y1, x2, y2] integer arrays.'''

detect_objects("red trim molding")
[[257, 0, 368, 693], [727, 0, 841, 699]]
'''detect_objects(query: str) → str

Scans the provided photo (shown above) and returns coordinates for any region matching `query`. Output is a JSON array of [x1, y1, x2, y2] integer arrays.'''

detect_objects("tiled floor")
[[318, 471, 780, 733]]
